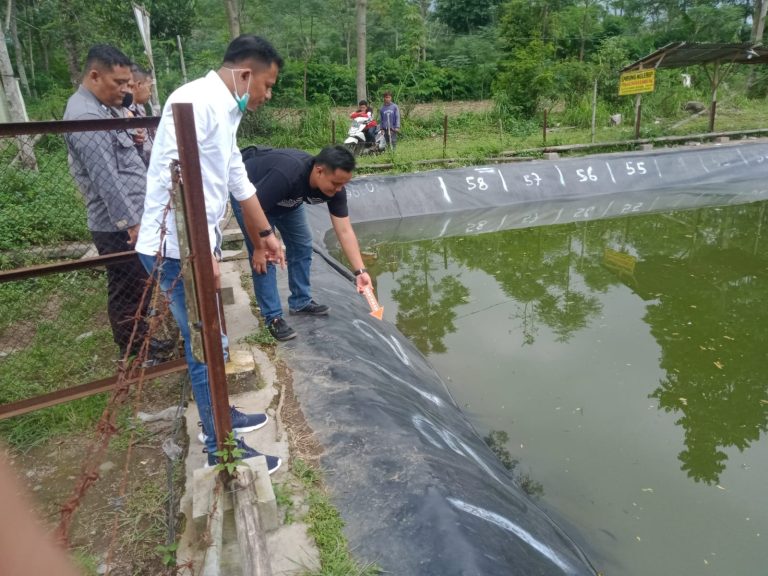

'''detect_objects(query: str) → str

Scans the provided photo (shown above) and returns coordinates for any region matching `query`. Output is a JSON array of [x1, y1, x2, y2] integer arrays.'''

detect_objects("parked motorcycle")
[[344, 117, 386, 155]]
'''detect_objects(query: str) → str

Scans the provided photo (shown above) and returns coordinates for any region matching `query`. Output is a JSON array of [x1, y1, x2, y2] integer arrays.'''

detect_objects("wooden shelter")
[[621, 42, 768, 132]]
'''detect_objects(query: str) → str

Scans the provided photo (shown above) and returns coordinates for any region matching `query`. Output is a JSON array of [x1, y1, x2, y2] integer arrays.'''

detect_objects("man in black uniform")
[[231, 145, 373, 340]]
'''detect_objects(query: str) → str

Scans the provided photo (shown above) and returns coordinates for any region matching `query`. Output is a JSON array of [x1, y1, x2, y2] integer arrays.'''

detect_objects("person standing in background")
[[379, 90, 400, 149], [64, 45, 159, 362], [126, 64, 155, 165]]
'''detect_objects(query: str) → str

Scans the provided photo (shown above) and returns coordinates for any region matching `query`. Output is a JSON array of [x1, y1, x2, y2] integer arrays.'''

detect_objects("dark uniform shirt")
[[63, 85, 147, 232], [241, 147, 349, 218]]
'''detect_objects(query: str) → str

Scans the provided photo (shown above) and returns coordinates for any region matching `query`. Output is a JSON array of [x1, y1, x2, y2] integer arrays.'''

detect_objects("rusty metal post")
[[171, 103, 232, 455]]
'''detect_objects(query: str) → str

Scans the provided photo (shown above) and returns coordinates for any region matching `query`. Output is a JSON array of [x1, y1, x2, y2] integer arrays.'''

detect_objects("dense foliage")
[[4, 1, 768, 123]]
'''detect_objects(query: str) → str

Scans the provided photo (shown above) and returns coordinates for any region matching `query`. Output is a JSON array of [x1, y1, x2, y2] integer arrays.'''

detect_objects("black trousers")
[[91, 230, 149, 355]]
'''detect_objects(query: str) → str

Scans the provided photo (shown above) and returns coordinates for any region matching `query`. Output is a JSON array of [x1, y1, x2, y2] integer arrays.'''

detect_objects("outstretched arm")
[[331, 214, 371, 293]]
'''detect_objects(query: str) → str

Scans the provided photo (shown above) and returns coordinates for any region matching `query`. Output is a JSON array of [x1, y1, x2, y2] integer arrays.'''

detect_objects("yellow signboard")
[[619, 69, 656, 96]]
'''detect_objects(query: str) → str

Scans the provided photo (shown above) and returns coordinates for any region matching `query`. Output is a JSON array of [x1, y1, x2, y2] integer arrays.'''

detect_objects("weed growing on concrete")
[[292, 458, 381, 576], [242, 327, 277, 347], [273, 482, 295, 524], [213, 431, 244, 475], [155, 542, 178, 566]]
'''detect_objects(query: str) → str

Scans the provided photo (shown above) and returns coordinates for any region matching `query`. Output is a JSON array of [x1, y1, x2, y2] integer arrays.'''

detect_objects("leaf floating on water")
[[759, 399, 768, 405], [714, 361, 724, 369], [635, 536, 642, 542], [704, 559, 709, 565], [723, 335, 735, 341], [690, 304, 697, 308], [716, 485, 726, 491], [679, 397, 688, 406], [641, 488, 654, 493]]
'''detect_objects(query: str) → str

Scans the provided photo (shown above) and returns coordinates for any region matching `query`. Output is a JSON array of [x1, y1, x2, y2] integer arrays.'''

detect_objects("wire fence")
[[0, 117, 184, 423], [1, 111, 241, 573]]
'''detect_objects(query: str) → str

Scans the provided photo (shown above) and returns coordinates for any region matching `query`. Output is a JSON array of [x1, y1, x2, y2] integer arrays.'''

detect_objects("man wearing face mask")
[[136, 35, 285, 472], [64, 44, 161, 362]]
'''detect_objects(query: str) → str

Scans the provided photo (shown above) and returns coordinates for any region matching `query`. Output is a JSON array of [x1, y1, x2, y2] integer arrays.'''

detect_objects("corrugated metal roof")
[[621, 41, 768, 71]]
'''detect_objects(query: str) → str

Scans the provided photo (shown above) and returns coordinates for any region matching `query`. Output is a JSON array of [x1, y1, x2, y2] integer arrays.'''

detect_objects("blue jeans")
[[230, 198, 313, 323], [139, 252, 223, 457]]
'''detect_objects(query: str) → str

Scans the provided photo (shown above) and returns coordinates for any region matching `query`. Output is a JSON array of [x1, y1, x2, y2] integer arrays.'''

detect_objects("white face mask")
[[227, 68, 251, 112]]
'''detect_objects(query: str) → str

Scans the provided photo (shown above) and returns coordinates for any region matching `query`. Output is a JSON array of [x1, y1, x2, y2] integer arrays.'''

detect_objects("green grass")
[[0, 270, 116, 448], [291, 458, 381, 576], [273, 482, 296, 524], [241, 326, 277, 347], [0, 144, 88, 258], [237, 90, 768, 176]]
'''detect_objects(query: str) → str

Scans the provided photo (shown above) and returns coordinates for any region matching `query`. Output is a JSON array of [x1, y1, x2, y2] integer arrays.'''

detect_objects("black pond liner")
[[283, 141, 768, 575]]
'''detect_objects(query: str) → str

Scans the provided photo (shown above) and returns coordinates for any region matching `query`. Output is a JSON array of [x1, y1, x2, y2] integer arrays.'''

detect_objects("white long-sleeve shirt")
[[136, 70, 255, 259]]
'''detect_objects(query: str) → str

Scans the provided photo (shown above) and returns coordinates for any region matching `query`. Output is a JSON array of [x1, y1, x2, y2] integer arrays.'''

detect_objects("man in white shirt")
[[136, 35, 284, 472]]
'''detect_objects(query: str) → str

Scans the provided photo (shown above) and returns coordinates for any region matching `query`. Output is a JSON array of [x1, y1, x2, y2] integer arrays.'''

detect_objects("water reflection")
[[387, 243, 469, 354], [362, 201, 768, 486]]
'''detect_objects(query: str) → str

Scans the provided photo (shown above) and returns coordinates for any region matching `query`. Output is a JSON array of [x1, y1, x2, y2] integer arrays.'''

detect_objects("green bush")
[[0, 151, 88, 252]]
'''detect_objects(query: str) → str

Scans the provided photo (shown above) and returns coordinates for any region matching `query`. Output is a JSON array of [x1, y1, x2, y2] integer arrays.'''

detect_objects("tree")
[[752, 0, 768, 42], [356, 0, 367, 100], [0, 23, 37, 168], [223, 0, 240, 38], [435, 0, 502, 34], [328, 0, 356, 65], [6, 0, 31, 96]]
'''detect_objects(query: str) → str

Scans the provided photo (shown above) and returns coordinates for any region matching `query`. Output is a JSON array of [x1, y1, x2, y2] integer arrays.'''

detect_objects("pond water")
[[361, 200, 768, 576]]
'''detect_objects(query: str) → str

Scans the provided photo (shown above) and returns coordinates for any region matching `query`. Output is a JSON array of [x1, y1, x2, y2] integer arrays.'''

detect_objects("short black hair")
[[358, 99, 368, 105], [315, 145, 356, 173], [223, 35, 284, 70], [130, 64, 153, 81], [84, 44, 132, 72]]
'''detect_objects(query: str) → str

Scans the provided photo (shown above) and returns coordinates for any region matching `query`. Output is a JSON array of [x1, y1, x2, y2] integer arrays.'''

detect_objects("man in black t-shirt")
[[231, 145, 373, 340]]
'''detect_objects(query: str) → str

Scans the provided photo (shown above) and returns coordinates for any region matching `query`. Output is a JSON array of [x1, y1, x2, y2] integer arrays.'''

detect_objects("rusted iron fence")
[[0, 117, 187, 421]]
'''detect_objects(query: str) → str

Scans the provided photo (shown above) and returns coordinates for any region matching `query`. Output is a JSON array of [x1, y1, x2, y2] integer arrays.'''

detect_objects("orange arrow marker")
[[362, 285, 384, 320]]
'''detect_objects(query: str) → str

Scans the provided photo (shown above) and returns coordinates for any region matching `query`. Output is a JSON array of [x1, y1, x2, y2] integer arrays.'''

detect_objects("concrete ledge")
[[241, 458, 279, 532], [225, 349, 256, 375], [220, 286, 235, 306], [221, 249, 248, 262], [192, 455, 278, 534], [222, 228, 245, 242]]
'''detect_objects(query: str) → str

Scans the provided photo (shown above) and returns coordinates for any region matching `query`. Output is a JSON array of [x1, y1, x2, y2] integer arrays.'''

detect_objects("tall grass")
[[0, 271, 115, 448]]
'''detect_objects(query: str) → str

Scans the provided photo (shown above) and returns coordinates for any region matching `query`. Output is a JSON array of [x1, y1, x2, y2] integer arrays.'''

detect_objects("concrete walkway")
[[175, 253, 320, 575]]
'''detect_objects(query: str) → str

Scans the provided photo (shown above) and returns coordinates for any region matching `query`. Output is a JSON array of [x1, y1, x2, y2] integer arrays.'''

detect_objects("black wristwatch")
[[353, 268, 367, 276], [258, 227, 274, 238]]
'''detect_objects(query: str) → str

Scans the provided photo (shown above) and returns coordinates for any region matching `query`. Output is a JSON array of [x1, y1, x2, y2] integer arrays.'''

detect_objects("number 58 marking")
[[466, 176, 488, 191]]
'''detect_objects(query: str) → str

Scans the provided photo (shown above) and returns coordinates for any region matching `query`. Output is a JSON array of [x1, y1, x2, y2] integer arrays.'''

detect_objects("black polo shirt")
[[241, 146, 348, 218]]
